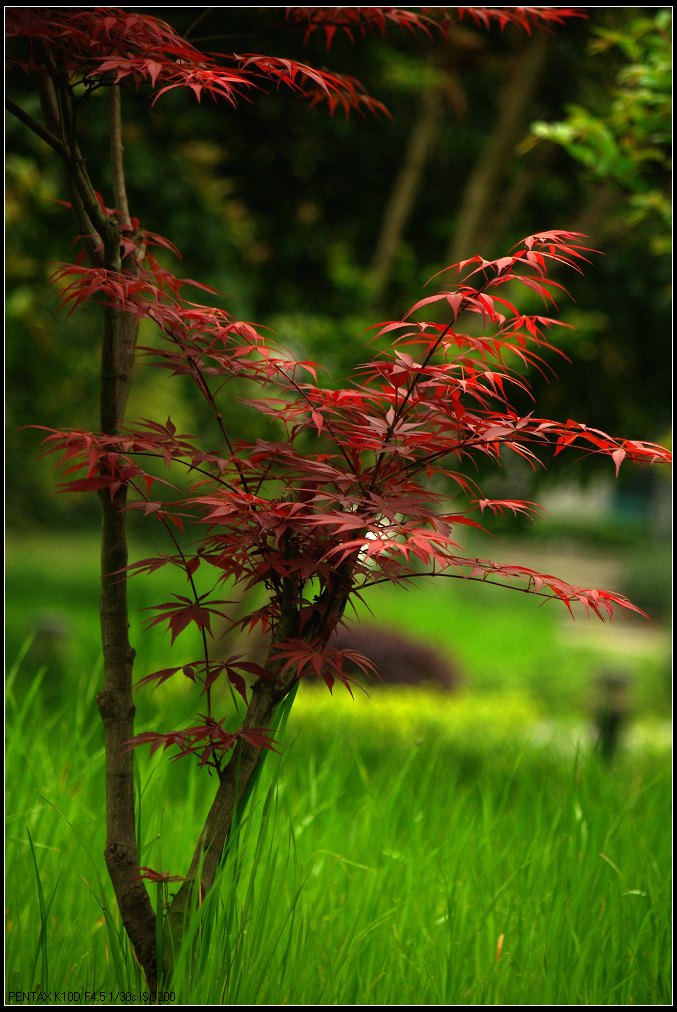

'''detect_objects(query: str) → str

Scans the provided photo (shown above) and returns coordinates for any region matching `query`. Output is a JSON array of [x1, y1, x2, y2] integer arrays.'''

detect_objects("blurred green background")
[[5, 7, 671, 725]]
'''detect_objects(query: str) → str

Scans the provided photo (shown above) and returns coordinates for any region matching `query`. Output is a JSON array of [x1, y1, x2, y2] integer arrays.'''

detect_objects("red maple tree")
[[6, 5, 670, 989]]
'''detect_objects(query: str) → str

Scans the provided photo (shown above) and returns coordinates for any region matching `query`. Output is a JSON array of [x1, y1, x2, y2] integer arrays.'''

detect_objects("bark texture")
[[97, 303, 157, 989], [94, 94, 157, 989], [13, 79, 158, 987], [166, 563, 355, 957]]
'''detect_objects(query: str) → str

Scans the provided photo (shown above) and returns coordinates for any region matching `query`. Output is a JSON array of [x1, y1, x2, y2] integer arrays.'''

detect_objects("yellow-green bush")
[[290, 685, 542, 748]]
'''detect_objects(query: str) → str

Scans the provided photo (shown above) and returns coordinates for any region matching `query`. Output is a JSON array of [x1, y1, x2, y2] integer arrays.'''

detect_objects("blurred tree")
[[444, 30, 550, 265], [520, 7, 672, 482], [530, 8, 671, 256]]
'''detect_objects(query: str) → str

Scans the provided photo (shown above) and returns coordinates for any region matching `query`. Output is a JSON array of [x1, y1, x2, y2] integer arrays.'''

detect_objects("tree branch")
[[6, 97, 69, 159], [360, 568, 577, 603], [110, 86, 132, 230], [166, 597, 302, 950]]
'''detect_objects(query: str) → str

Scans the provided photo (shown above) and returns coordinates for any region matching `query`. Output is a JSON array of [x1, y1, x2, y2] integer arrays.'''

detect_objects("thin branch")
[[8, 89, 103, 252], [6, 97, 69, 158], [143, 315, 256, 497], [256, 355, 369, 495], [359, 568, 581, 605], [183, 7, 216, 40], [127, 479, 220, 734], [368, 318, 457, 493], [129, 450, 244, 496], [110, 86, 132, 229]]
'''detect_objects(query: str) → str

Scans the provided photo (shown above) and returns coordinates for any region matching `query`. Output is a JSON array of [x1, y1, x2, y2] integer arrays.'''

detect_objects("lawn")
[[5, 668, 672, 1005], [5, 530, 671, 718], [5, 531, 672, 1004]]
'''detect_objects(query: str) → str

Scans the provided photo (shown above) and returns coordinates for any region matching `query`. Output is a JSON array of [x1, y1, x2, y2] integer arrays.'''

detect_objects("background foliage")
[[6, 7, 671, 529]]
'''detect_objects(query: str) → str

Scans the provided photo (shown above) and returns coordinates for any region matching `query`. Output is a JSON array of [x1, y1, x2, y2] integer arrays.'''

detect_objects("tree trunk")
[[95, 91, 158, 989], [369, 84, 444, 305], [97, 304, 157, 989], [27, 80, 159, 986], [166, 561, 355, 963], [167, 677, 290, 924], [166, 589, 302, 952], [445, 33, 549, 264]]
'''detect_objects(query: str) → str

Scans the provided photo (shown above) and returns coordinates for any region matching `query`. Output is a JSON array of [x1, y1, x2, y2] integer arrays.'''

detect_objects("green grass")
[[5, 532, 672, 1003], [5, 531, 671, 719], [5, 653, 672, 1005]]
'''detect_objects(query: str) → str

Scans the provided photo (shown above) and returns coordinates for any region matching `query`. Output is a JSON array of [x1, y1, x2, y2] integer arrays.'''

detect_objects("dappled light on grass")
[[289, 682, 671, 763], [293, 683, 542, 744]]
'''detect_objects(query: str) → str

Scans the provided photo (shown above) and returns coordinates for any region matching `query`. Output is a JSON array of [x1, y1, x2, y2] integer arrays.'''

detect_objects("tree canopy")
[[6, 7, 672, 528]]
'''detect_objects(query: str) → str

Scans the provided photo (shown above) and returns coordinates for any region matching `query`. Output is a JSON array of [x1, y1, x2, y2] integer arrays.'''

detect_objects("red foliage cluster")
[[287, 7, 585, 46], [39, 230, 670, 729], [6, 6, 385, 114], [6, 6, 585, 116], [11, 7, 670, 770], [286, 7, 446, 45], [454, 7, 586, 33], [125, 721, 279, 768]]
